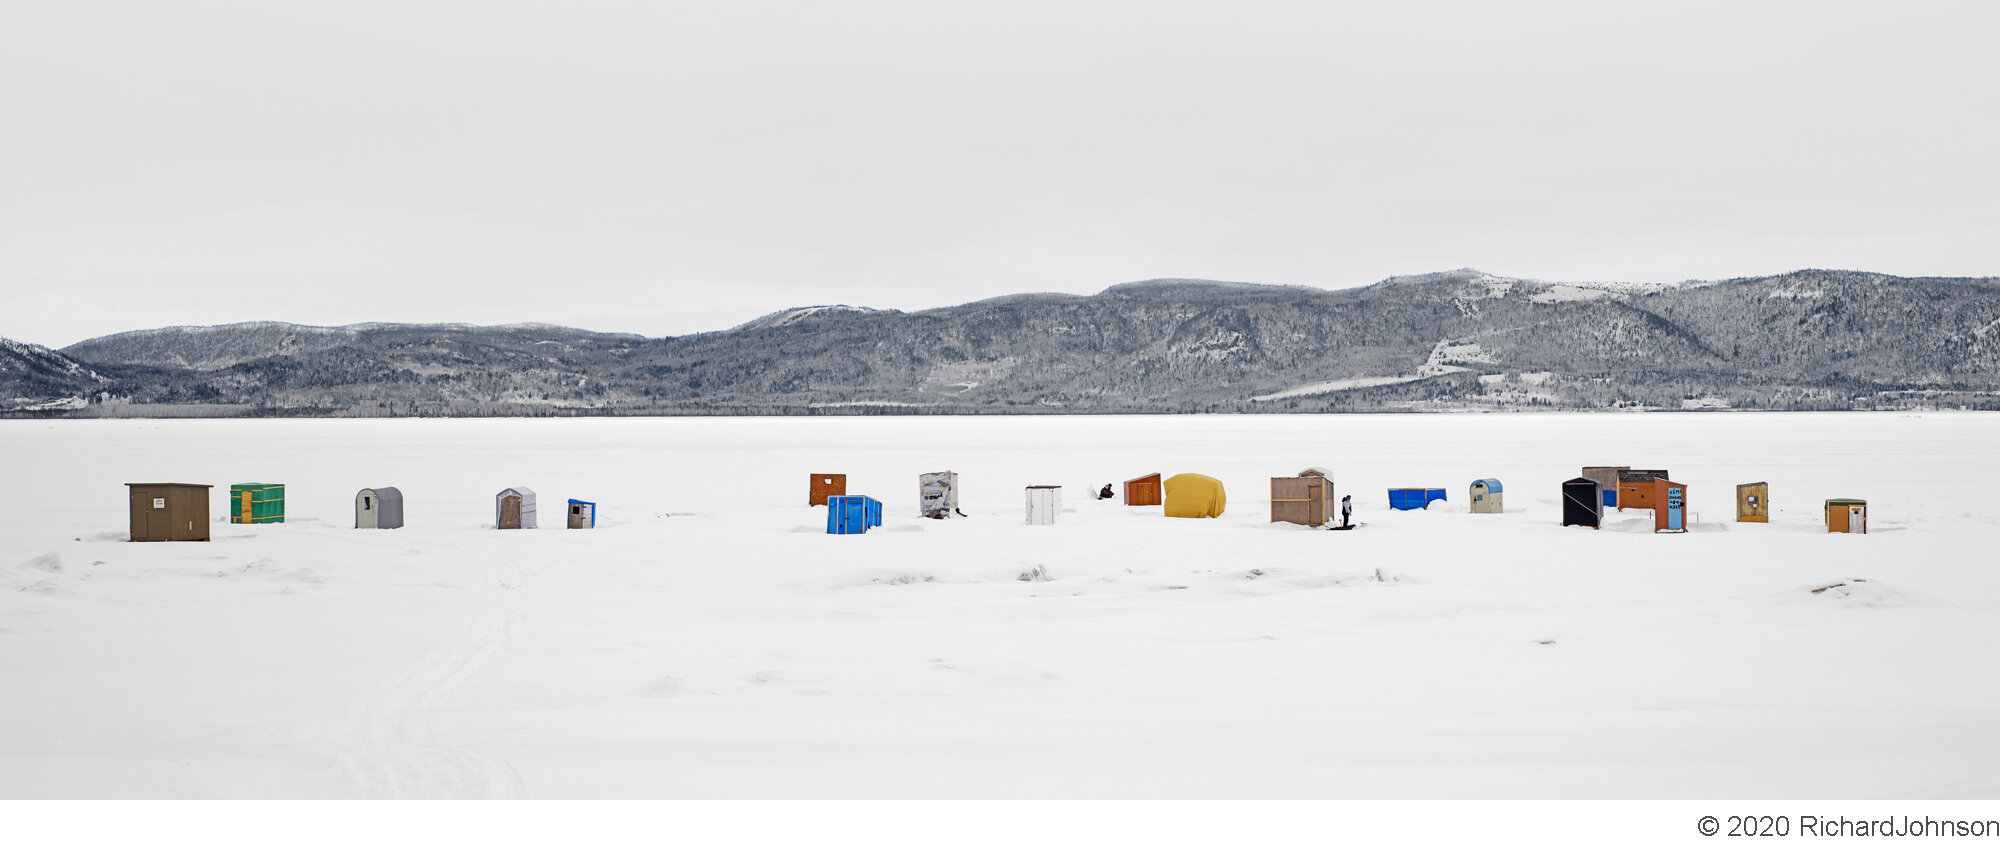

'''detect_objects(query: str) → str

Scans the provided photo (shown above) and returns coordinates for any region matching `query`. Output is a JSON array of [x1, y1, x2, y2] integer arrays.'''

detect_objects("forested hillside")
[[9, 269, 1998, 416]]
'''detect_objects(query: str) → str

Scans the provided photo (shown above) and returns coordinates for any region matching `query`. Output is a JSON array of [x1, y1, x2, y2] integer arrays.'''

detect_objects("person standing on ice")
[[1339, 495, 1353, 529]]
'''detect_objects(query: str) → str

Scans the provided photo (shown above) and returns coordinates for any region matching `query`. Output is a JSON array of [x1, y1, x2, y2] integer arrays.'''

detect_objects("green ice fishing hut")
[[230, 483, 285, 524]]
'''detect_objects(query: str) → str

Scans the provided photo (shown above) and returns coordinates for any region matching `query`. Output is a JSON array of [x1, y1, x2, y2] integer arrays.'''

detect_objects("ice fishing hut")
[[1387, 488, 1447, 510], [1561, 478, 1603, 529], [127, 483, 212, 542], [496, 487, 537, 529], [1163, 473, 1226, 518], [1616, 469, 1670, 510], [1654, 479, 1688, 533], [808, 473, 847, 507], [1826, 498, 1868, 534], [355, 487, 404, 529], [1582, 466, 1628, 507], [827, 495, 883, 535], [918, 471, 960, 518], [228, 483, 285, 524], [1270, 469, 1335, 527], [1025, 485, 1062, 525], [567, 499, 596, 529], [1737, 483, 1769, 523], [1469, 479, 1503, 514], [1124, 473, 1163, 507]]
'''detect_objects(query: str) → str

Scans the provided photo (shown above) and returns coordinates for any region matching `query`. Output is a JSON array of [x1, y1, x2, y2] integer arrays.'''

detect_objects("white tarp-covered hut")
[[919, 471, 960, 518], [496, 487, 537, 529]]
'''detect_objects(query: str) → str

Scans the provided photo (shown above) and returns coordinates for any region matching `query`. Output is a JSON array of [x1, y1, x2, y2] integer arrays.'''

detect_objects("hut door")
[[1848, 505, 1866, 534], [1308, 481, 1325, 526], [500, 495, 522, 529]]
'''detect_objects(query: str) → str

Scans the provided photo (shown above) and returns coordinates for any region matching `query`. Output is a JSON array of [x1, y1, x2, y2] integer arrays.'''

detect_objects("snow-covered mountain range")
[[8, 269, 2000, 415]]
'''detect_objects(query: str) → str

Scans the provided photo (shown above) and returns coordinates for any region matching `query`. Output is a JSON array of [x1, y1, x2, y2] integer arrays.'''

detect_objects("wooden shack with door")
[[355, 487, 404, 529], [808, 473, 847, 507], [1561, 477, 1602, 529], [1124, 473, 1163, 507], [1736, 482, 1769, 523], [1163, 473, 1226, 518], [1656, 480, 1688, 532], [1616, 469, 1670, 510], [127, 483, 212, 542], [1270, 473, 1335, 527], [1025, 485, 1061, 525], [1826, 498, 1867, 534], [1654, 479, 1688, 533], [1469, 479, 1504, 514], [1582, 466, 1628, 507], [496, 487, 538, 529], [567, 499, 596, 529], [229, 483, 285, 524]]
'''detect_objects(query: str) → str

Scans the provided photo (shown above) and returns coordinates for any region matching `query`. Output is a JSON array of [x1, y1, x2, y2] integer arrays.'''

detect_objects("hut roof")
[[1472, 478, 1502, 492]]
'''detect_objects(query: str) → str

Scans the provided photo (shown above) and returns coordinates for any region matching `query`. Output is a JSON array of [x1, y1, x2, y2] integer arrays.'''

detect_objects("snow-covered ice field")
[[2, 413, 1996, 799]]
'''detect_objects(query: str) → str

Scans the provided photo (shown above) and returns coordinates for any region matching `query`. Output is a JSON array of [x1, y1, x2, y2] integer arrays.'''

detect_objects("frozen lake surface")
[[1, 413, 1996, 798]]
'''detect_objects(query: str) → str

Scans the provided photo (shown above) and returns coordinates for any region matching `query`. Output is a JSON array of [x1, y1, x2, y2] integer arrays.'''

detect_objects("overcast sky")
[[4, 0, 1997, 348]]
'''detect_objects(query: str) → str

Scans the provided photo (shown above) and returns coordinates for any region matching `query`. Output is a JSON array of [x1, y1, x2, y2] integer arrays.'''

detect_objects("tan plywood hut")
[[1124, 473, 1163, 507], [127, 483, 212, 542], [808, 473, 847, 507], [1737, 482, 1769, 523], [1270, 468, 1335, 526]]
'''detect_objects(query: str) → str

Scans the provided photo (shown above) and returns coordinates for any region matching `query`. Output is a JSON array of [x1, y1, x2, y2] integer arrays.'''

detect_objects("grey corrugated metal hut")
[[496, 487, 538, 529], [356, 487, 404, 529]]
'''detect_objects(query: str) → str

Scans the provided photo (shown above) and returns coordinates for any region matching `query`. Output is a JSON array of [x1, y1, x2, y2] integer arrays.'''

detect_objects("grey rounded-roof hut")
[[356, 487, 404, 529]]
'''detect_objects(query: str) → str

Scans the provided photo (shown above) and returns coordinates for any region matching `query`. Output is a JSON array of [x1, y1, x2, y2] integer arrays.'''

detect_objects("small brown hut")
[[127, 483, 212, 542], [1124, 473, 1163, 507], [1617, 469, 1670, 510], [808, 473, 847, 507]]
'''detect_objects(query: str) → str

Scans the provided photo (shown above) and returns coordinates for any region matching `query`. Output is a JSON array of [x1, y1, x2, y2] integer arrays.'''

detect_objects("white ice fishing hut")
[[919, 471, 960, 518], [1025, 485, 1061, 525], [1469, 479, 1504, 514], [496, 487, 537, 529]]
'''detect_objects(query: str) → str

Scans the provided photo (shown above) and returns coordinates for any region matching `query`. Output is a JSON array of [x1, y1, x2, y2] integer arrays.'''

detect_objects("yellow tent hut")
[[1163, 473, 1226, 518]]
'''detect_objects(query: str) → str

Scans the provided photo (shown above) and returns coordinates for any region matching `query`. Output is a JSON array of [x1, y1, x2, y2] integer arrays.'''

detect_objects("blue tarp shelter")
[[827, 495, 883, 535], [1388, 488, 1447, 510]]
